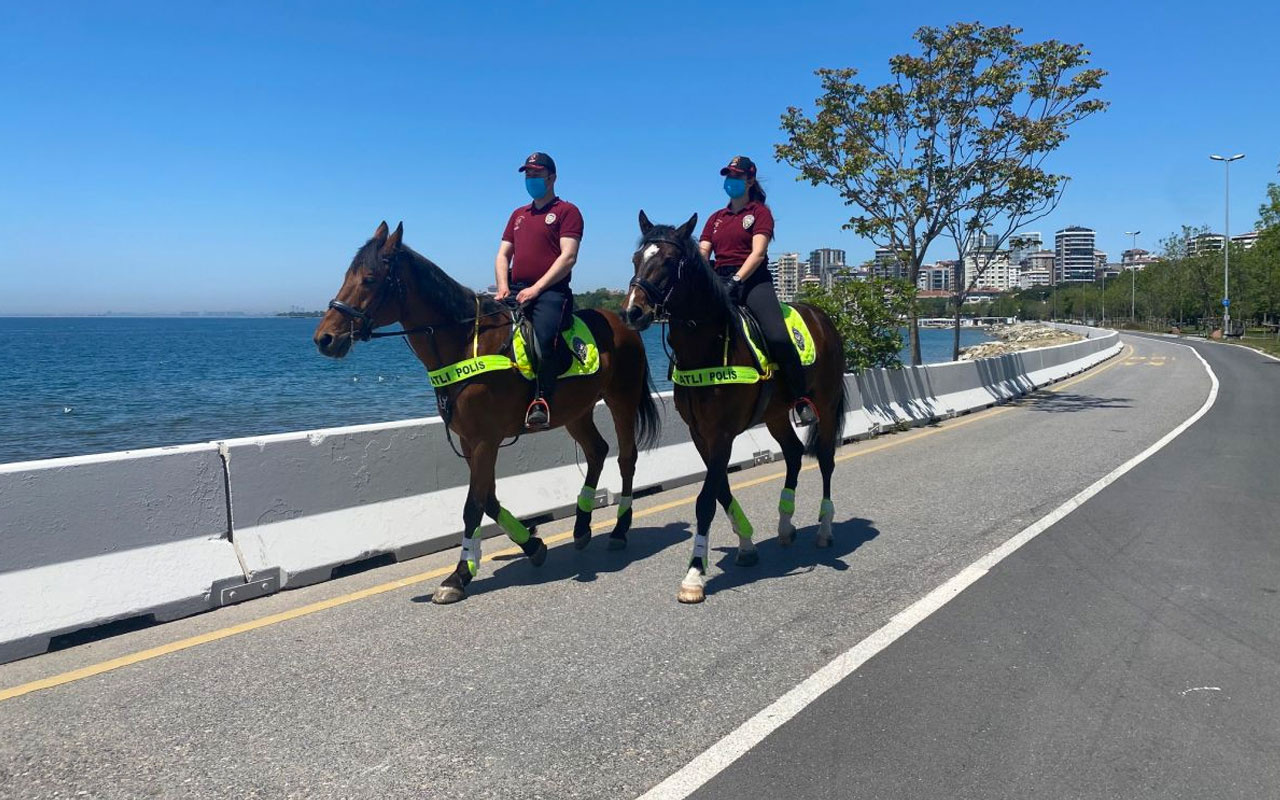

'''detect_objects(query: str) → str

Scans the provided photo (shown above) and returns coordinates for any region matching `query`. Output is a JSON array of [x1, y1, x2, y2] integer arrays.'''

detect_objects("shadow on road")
[[410, 521, 692, 601], [702, 516, 880, 598], [1014, 392, 1132, 413]]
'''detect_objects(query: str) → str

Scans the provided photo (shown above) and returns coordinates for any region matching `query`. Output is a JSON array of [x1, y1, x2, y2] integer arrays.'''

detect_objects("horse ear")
[[676, 212, 698, 240], [638, 210, 654, 235], [373, 221, 389, 242], [380, 221, 403, 255]]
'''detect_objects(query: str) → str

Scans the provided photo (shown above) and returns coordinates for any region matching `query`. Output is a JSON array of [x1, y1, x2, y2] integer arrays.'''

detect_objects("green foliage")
[[574, 287, 626, 315], [798, 277, 916, 372]]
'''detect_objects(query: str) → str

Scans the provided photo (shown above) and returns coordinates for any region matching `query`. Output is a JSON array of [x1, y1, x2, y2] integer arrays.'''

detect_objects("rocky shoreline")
[[959, 323, 1083, 360]]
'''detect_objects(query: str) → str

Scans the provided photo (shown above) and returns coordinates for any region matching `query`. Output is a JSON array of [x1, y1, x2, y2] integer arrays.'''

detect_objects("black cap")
[[719, 155, 757, 177], [518, 152, 557, 174]]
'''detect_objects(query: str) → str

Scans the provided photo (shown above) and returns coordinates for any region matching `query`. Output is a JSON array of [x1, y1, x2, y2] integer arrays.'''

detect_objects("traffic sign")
[[1223, 298, 1231, 307]]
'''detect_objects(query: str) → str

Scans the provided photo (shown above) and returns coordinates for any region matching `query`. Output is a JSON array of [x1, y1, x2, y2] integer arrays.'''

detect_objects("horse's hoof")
[[607, 536, 627, 551], [816, 536, 833, 549], [678, 584, 705, 604], [573, 533, 591, 550], [735, 550, 759, 567], [432, 585, 465, 604], [528, 540, 548, 567], [778, 526, 796, 547]]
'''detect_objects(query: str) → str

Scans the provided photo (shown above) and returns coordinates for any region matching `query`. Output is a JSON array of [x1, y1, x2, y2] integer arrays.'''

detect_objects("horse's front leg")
[[680, 438, 733, 604], [432, 438, 496, 604]]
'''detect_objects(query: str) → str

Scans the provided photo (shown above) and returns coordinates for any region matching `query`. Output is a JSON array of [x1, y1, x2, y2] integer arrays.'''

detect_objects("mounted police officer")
[[699, 155, 818, 425], [494, 152, 584, 429]]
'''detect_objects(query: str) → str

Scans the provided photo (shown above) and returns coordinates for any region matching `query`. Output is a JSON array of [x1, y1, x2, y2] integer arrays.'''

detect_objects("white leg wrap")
[[691, 532, 709, 564], [461, 530, 482, 573], [818, 498, 834, 545], [682, 566, 705, 589], [778, 511, 795, 536]]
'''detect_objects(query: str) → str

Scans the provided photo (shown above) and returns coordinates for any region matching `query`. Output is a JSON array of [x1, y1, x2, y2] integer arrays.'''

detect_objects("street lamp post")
[[1210, 153, 1245, 336], [1125, 230, 1141, 324]]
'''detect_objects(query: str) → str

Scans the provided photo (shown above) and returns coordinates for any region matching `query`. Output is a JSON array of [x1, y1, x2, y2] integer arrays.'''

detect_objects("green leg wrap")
[[778, 487, 796, 515], [497, 506, 531, 545], [819, 497, 835, 521], [577, 485, 596, 514], [728, 498, 754, 539]]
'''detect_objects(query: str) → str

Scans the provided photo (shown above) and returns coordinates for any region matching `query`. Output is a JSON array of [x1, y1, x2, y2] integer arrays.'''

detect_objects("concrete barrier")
[[0, 444, 256, 663], [0, 326, 1122, 663]]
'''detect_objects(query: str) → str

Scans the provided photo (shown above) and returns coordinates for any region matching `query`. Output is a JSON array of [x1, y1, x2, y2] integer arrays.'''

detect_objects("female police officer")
[[698, 156, 817, 425]]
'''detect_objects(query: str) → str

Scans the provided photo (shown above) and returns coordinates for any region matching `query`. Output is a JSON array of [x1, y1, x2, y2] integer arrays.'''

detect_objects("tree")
[[777, 22, 1105, 365], [1258, 164, 1280, 231], [799, 275, 916, 372], [928, 24, 1107, 359]]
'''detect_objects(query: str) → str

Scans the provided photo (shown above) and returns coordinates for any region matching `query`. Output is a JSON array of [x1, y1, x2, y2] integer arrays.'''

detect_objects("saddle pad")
[[512, 313, 600, 381], [739, 303, 818, 375]]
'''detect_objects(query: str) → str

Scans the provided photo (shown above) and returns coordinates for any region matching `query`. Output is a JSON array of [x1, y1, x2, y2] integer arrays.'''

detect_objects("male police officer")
[[494, 152, 584, 429]]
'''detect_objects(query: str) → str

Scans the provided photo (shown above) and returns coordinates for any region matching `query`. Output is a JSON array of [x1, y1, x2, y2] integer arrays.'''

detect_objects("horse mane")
[[638, 224, 732, 320], [353, 237, 501, 320]]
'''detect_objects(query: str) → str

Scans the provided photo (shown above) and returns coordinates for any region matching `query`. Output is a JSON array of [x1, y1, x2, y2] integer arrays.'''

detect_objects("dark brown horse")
[[315, 222, 660, 604], [623, 212, 846, 603]]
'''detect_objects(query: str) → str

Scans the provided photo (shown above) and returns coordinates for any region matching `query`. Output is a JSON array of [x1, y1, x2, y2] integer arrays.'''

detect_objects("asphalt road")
[[3, 333, 1260, 800]]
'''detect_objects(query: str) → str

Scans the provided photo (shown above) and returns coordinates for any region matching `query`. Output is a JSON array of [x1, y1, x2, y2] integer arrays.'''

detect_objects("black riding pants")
[[733, 274, 808, 400], [523, 283, 573, 399]]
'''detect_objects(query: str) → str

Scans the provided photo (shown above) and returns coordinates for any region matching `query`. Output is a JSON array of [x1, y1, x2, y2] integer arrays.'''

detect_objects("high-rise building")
[[1009, 232, 1043, 268], [1019, 250, 1055, 288], [873, 248, 909, 280], [1095, 250, 1108, 275], [1185, 232, 1226, 257], [808, 248, 846, 281], [917, 263, 955, 291], [964, 250, 1016, 291], [772, 253, 803, 302], [1232, 231, 1260, 250], [1055, 226, 1097, 284]]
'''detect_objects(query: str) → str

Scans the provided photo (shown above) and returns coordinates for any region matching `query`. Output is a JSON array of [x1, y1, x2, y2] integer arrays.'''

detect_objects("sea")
[[0, 317, 990, 465]]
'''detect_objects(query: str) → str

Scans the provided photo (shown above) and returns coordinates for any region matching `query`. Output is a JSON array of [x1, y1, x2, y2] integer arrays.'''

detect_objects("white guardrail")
[[0, 326, 1121, 663]]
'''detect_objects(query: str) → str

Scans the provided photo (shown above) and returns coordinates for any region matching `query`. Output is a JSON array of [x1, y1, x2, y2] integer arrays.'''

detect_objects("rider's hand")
[[516, 285, 541, 305], [495, 286, 511, 301]]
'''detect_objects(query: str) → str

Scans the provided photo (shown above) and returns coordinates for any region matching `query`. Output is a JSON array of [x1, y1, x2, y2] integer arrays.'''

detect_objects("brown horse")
[[623, 212, 846, 603], [315, 222, 661, 604]]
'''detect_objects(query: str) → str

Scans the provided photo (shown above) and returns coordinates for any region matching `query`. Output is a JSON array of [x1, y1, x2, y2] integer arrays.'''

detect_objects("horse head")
[[624, 210, 699, 331], [314, 221, 406, 357]]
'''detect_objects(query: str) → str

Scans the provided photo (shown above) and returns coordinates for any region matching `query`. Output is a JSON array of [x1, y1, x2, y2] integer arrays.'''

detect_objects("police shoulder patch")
[[743, 214, 755, 229]]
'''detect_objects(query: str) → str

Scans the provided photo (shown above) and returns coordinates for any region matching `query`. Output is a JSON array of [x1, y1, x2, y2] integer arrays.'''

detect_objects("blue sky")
[[3, 0, 1278, 313]]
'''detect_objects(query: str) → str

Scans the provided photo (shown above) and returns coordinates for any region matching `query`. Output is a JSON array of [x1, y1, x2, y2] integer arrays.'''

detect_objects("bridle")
[[628, 236, 690, 322], [327, 252, 409, 341]]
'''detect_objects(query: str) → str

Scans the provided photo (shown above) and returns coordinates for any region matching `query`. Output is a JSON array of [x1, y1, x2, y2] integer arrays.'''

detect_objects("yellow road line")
[[0, 346, 1129, 703]]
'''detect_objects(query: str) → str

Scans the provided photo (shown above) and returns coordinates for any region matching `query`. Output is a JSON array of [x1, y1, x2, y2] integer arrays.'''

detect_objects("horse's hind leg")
[[815, 416, 838, 548], [765, 411, 804, 546], [603, 396, 639, 550], [714, 472, 757, 567], [565, 414, 609, 550]]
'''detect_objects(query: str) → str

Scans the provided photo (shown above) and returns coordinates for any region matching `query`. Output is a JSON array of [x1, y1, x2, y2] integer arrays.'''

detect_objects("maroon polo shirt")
[[501, 197, 584, 286], [700, 200, 775, 270]]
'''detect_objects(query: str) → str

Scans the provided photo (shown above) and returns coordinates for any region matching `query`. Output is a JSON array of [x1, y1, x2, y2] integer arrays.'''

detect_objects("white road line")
[[636, 339, 1220, 800]]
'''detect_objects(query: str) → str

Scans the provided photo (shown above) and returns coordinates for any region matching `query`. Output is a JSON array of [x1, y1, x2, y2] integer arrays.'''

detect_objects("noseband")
[[327, 254, 404, 341], [629, 236, 690, 320]]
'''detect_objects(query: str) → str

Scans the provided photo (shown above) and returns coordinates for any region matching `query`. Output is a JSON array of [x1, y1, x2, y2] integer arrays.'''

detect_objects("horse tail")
[[805, 311, 847, 457], [635, 352, 663, 451]]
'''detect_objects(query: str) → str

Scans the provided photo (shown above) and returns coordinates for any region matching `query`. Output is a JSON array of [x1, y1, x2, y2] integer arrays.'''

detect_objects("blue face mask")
[[723, 177, 747, 199], [525, 177, 548, 199]]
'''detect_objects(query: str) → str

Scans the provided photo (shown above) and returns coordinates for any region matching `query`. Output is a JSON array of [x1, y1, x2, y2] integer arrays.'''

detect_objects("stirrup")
[[791, 397, 819, 427], [525, 397, 551, 430]]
